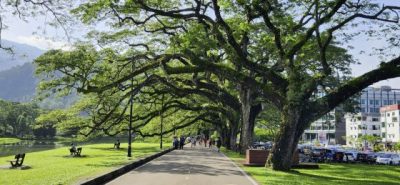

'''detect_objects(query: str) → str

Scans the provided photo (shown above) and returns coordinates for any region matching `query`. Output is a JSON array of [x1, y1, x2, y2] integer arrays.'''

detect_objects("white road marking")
[[221, 153, 259, 185]]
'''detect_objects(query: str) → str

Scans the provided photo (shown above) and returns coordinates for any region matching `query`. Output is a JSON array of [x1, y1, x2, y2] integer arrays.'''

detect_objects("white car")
[[376, 153, 400, 165]]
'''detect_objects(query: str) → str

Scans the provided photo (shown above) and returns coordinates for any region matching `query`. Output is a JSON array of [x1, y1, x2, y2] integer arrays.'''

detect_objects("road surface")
[[106, 145, 258, 185]]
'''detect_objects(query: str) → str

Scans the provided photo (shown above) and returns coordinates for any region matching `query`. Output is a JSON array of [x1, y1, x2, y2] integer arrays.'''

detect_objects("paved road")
[[106, 145, 258, 185]]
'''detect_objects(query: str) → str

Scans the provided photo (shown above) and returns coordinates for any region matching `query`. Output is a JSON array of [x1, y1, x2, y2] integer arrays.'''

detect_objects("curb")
[[220, 152, 259, 185], [80, 147, 174, 185]]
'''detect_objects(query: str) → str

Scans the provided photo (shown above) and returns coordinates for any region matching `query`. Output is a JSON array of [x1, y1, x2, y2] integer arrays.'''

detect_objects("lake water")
[[0, 140, 67, 157]]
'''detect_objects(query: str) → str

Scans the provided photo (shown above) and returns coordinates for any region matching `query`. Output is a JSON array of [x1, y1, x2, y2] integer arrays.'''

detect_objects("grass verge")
[[221, 148, 400, 185], [0, 142, 164, 185]]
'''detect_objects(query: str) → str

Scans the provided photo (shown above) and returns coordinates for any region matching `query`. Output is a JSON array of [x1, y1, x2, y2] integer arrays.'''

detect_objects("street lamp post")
[[160, 94, 164, 149], [118, 64, 134, 157], [128, 90, 133, 157]]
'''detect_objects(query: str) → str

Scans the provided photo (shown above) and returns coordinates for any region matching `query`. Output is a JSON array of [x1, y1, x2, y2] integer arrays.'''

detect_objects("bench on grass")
[[114, 142, 120, 149], [70, 147, 82, 157], [8, 153, 25, 167]]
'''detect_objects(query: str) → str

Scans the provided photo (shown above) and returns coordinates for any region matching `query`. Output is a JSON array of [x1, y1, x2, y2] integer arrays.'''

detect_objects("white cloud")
[[14, 36, 73, 51]]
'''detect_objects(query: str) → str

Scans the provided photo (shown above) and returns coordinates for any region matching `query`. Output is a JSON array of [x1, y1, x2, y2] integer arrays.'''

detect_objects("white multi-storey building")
[[304, 86, 400, 146], [303, 111, 341, 145], [380, 104, 400, 146], [302, 87, 345, 145], [344, 86, 400, 147], [345, 112, 381, 147]]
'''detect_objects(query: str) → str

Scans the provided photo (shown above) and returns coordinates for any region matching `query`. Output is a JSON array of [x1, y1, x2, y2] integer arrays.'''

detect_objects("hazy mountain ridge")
[[0, 41, 77, 108], [0, 62, 38, 102], [0, 40, 44, 71]]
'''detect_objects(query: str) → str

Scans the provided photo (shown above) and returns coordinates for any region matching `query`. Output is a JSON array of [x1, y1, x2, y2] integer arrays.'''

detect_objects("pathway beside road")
[[106, 145, 258, 185]]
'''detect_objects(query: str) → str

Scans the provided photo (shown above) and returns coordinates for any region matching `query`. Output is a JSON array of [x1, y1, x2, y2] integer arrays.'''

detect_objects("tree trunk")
[[239, 85, 262, 153], [268, 107, 303, 171], [222, 127, 230, 148], [229, 123, 239, 151], [239, 86, 253, 153]]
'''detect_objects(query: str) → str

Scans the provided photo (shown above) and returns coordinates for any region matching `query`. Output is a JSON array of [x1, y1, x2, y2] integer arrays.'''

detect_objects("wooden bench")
[[114, 142, 120, 149], [70, 147, 82, 157], [8, 153, 25, 167]]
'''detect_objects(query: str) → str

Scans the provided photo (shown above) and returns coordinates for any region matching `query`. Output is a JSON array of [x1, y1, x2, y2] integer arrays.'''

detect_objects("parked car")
[[373, 152, 386, 162], [252, 141, 272, 150], [343, 150, 358, 162], [356, 152, 376, 164], [310, 148, 325, 162], [376, 153, 400, 165]]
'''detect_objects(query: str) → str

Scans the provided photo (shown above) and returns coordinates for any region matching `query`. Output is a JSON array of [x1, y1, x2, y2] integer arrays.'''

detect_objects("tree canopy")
[[32, 0, 400, 171]]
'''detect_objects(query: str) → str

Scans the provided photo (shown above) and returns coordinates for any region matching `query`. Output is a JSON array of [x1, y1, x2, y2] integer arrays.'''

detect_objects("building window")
[[372, 117, 379, 122], [370, 100, 374, 105], [387, 113, 391, 117], [389, 100, 393, 105], [392, 117, 398, 122], [361, 99, 365, 104], [372, 125, 377, 130], [384, 100, 388, 105], [375, 100, 379, 105], [358, 125, 362, 129], [382, 122, 386, 128], [382, 132, 386, 138]]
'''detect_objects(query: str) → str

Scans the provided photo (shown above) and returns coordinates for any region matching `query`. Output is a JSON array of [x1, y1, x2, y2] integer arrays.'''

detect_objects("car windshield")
[[382, 154, 392, 158]]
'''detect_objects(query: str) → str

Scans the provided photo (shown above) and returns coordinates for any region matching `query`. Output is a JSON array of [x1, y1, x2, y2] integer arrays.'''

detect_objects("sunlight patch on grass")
[[0, 142, 163, 185], [0, 137, 21, 144], [222, 148, 400, 185]]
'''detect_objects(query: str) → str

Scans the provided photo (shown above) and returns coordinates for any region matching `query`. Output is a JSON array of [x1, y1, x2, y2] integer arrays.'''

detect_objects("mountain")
[[0, 41, 77, 108], [0, 62, 37, 102], [0, 40, 44, 71]]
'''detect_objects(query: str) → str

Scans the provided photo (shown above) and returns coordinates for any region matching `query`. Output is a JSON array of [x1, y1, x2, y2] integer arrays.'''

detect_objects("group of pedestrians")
[[186, 135, 222, 152], [173, 136, 186, 149]]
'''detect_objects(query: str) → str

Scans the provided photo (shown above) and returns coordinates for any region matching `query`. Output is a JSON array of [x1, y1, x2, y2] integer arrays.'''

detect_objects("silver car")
[[376, 153, 400, 165]]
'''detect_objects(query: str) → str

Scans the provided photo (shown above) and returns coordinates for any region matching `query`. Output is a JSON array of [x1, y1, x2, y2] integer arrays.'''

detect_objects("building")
[[344, 86, 400, 147], [380, 104, 400, 147], [358, 86, 400, 113], [303, 86, 400, 146], [345, 112, 381, 147], [302, 110, 345, 145]]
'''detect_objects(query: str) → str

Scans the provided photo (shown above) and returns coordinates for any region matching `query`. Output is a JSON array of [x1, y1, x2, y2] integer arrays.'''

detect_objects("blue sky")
[[1, 0, 400, 88]]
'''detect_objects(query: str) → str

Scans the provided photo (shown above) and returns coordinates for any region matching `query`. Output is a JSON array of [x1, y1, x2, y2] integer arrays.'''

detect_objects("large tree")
[[34, 0, 400, 171]]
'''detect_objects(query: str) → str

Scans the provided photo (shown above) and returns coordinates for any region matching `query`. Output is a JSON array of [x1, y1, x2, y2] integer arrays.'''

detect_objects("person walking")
[[216, 138, 222, 152], [173, 136, 179, 149], [179, 135, 185, 149], [208, 139, 213, 148], [191, 137, 196, 147]]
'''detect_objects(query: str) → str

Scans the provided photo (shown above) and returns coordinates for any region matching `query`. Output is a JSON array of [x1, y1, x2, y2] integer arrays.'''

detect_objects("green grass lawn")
[[222, 148, 400, 185], [0, 142, 165, 185], [0, 137, 21, 144]]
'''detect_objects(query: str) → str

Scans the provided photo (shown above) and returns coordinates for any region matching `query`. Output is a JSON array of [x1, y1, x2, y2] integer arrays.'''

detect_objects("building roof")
[[380, 104, 400, 112]]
